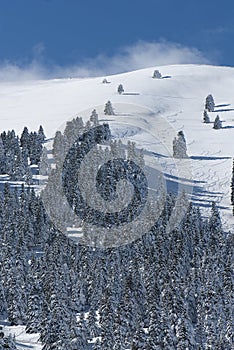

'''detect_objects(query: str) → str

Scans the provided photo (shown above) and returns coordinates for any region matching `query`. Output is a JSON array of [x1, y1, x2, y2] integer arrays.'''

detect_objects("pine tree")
[[87, 308, 100, 340], [39, 147, 50, 176], [24, 166, 33, 185], [52, 130, 66, 165], [117, 84, 124, 94], [213, 115, 222, 129], [0, 280, 7, 316], [209, 202, 222, 232], [29, 131, 43, 165], [38, 125, 46, 143], [26, 283, 43, 333], [104, 100, 115, 115], [90, 109, 99, 126], [203, 110, 210, 123], [173, 131, 188, 158], [0, 137, 6, 174], [152, 70, 162, 78], [205, 94, 215, 112], [20, 126, 30, 148], [231, 159, 234, 214]]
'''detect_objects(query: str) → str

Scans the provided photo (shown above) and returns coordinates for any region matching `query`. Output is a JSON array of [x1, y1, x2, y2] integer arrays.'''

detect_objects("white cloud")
[[90, 40, 210, 74], [0, 40, 211, 81], [0, 61, 47, 81]]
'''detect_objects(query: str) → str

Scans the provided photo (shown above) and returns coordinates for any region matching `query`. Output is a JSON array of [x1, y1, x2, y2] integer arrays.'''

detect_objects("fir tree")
[[203, 110, 210, 123], [213, 115, 222, 129], [38, 125, 46, 143], [90, 109, 99, 126], [117, 84, 124, 94], [0, 137, 6, 174], [20, 126, 30, 148], [39, 147, 50, 176], [104, 100, 115, 115], [173, 131, 188, 158], [231, 159, 234, 214], [152, 70, 162, 78], [205, 94, 215, 112]]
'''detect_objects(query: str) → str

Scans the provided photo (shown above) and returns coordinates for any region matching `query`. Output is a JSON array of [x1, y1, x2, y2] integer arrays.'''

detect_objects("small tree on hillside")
[[213, 115, 222, 129], [152, 70, 162, 79], [203, 110, 210, 123], [205, 94, 215, 112], [104, 101, 115, 115], [173, 131, 188, 159], [90, 109, 99, 125], [38, 125, 46, 143], [39, 147, 50, 176], [117, 84, 124, 94], [231, 159, 234, 214]]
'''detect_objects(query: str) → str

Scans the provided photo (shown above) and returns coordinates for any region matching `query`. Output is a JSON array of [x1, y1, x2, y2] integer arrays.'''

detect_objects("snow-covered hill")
[[1, 64, 233, 233], [1, 63, 234, 348]]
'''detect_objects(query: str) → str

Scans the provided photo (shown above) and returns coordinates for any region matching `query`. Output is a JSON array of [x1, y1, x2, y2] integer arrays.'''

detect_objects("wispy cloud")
[[204, 25, 232, 35], [0, 40, 211, 81]]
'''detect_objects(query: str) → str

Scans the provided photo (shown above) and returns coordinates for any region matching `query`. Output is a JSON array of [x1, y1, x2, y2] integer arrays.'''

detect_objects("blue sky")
[[0, 0, 233, 79]]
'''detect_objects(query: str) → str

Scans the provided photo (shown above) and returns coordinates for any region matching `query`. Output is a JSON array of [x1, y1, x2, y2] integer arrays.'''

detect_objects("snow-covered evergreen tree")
[[38, 125, 46, 143], [213, 115, 222, 129], [173, 131, 188, 158], [20, 126, 30, 148], [0, 137, 6, 174], [203, 109, 210, 123], [52, 130, 66, 165], [117, 84, 124, 94], [152, 70, 162, 78], [104, 100, 115, 115], [39, 147, 50, 176], [231, 159, 234, 214], [205, 94, 215, 112], [90, 109, 99, 126]]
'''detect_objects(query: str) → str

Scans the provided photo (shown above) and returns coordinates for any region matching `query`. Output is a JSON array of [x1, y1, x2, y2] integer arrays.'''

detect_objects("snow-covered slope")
[[0, 63, 234, 233], [1, 63, 234, 347]]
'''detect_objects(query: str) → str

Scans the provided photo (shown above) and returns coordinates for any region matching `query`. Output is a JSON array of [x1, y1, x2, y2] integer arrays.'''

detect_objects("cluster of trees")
[[204, 95, 222, 129], [52, 110, 99, 165], [0, 184, 53, 346], [0, 126, 46, 182], [0, 117, 233, 349], [45, 114, 144, 235], [0, 184, 232, 349]]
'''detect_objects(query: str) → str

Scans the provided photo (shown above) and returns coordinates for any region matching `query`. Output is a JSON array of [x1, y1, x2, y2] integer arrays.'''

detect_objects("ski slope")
[[0, 64, 233, 228], [1, 63, 234, 346]]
